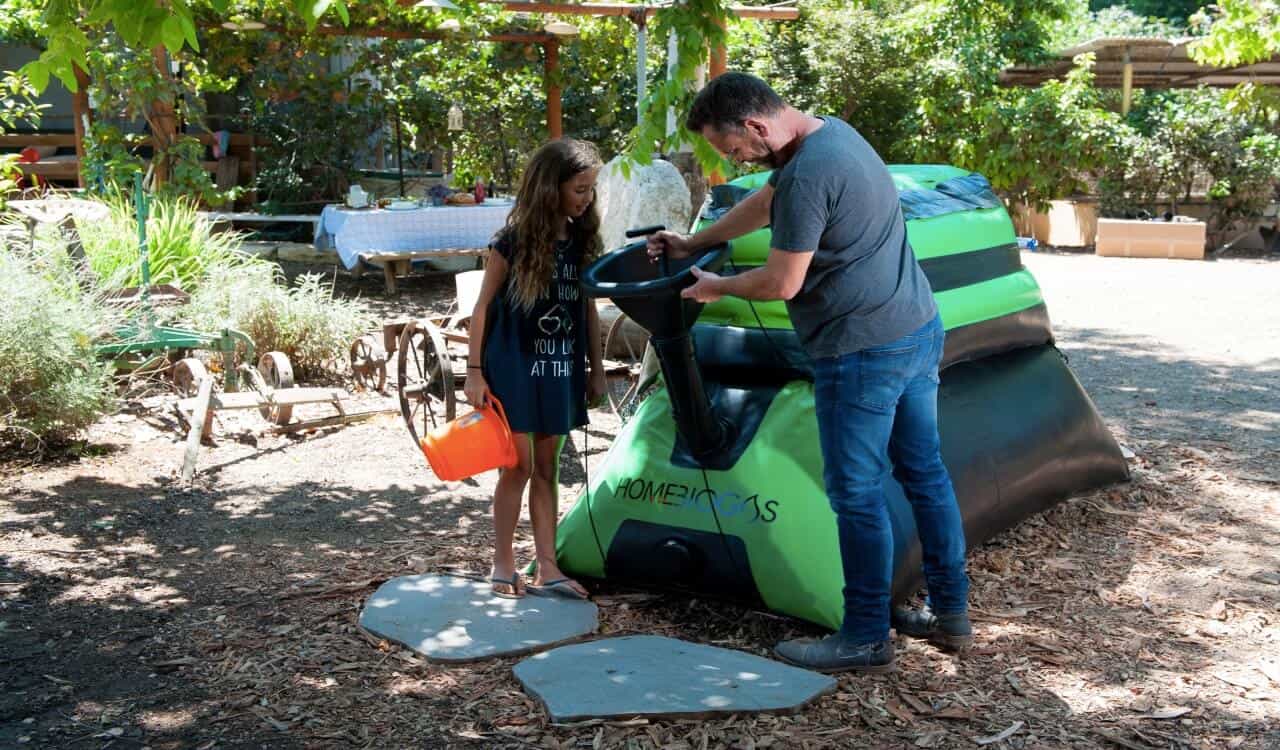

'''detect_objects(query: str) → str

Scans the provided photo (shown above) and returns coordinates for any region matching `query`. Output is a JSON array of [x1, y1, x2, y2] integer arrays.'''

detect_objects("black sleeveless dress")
[[481, 232, 589, 436]]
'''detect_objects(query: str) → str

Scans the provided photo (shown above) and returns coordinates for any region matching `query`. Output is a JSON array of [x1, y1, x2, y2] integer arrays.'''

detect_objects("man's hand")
[[681, 266, 724, 303], [646, 230, 693, 262]]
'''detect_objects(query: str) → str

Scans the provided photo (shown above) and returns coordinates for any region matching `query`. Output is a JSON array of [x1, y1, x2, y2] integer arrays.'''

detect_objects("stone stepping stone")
[[359, 573, 597, 662], [513, 635, 836, 722]]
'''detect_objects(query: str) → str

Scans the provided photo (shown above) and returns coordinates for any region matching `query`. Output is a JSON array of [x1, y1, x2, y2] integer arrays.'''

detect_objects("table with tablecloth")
[[314, 200, 515, 270]]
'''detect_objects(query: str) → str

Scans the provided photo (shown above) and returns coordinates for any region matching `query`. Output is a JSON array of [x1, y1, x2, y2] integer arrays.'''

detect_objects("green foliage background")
[[0, 0, 1275, 241]]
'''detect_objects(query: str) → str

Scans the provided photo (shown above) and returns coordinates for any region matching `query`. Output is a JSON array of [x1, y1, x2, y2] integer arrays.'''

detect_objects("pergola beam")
[[397, 1, 800, 20], [264, 24, 555, 43], [1001, 36, 1280, 91]]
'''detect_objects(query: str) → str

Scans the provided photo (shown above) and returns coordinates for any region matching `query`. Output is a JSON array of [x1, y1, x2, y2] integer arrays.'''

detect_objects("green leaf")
[[22, 60, 49, 93], [178, 13, 200, 52], [161, 16, 186, 53], [51, 59, 77, 91]]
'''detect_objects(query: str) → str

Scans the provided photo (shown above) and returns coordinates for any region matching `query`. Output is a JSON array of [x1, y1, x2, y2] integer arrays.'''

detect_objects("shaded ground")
[[2, 253, 1278, 749]]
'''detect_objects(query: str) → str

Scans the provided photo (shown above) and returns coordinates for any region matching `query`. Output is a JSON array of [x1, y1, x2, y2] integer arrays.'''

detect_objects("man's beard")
[[753, 141, 780, 168]]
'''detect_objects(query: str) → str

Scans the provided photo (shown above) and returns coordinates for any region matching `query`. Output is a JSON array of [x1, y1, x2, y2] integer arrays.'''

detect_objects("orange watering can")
[[419, 396, 519, 481]]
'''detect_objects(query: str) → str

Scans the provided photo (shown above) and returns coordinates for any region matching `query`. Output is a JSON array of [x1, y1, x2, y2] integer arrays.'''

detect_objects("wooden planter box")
[[1095, 218, 1206, 260], [1013, 199, 1098, 248]]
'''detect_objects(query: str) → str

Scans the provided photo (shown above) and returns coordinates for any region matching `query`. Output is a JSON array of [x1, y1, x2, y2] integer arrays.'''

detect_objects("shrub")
[[79, 192, 254, 292], [1099, 90, 1280, 246], [185, 264, 373, 382], [0, 229, 117, 448]]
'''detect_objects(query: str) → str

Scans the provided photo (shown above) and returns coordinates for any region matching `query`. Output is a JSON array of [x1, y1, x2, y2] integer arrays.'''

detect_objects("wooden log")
[[180, 376, 214, 482]]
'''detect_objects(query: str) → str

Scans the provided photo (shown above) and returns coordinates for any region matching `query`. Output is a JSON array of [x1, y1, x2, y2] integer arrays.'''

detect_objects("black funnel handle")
[[626, 224, 670, 277], [624, 224, 666, 238]]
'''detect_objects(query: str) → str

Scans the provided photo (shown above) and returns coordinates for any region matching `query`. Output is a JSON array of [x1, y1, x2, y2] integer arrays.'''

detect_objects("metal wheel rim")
[[395, 320, 456, 444], [257, 351, 295, 425], [605, 312, 649, 420], [349, 334, 387, 392], [172, 358, 208, 398]]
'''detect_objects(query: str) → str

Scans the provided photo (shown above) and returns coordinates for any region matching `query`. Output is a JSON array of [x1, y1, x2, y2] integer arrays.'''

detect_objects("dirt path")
[[2, 255, 1277, 749]]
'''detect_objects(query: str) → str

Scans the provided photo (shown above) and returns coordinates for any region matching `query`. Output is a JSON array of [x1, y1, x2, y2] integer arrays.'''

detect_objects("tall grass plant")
[[0, 224, 117, 448], [185, 265, 372, 382], [80, 193, 253, 292]]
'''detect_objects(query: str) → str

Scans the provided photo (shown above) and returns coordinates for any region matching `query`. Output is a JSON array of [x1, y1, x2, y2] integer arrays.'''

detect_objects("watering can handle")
[[486, 395, 512, 435], [626, 225, 670, 276]]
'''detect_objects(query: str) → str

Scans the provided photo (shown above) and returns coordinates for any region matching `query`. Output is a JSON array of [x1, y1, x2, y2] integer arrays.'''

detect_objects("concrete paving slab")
[[513, 635, 836, 722], [358, 573, 598, 663]]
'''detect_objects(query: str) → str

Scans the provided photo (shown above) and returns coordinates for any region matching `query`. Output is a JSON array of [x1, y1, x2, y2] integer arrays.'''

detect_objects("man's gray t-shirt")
[[768, 116, 936, 358]]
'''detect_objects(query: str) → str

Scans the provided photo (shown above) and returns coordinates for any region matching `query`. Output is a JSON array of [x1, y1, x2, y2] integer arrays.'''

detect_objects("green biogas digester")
[[557, 166, 1128, 629]]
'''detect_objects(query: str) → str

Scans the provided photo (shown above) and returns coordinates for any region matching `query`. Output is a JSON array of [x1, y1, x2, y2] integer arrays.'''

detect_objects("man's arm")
[[684, 247, 814, 302], [687, 184, 774, 252], [648, 184, 773, 260]]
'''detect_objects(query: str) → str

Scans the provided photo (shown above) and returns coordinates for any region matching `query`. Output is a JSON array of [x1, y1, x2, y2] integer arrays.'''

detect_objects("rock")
[[513, 635, 835, 722], [595, 156, 691, 254], [276, 242, 337, 264], [358, 573, 598, 662], [236, 241, 279, 261]]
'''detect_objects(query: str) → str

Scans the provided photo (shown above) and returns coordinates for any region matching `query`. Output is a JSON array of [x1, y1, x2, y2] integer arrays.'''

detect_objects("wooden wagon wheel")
[[396, 319, 456, 444], [604, 312, 651, 421], [257, 351, 295, 425], [349, 334, 388, 393], [172, 357, 209, 397]]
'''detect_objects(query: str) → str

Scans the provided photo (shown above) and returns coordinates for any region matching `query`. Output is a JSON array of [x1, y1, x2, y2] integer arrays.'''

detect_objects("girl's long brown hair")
[[498, 138, 604, 312]]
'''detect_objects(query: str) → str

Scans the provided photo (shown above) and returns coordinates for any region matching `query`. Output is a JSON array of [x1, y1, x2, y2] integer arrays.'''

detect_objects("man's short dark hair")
[[686, 72, 786, 133]]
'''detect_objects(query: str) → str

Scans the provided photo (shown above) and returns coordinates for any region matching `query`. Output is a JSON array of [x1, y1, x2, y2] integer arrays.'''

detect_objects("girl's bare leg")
[[491, 432, 532, 596], [528, 433, 588, 596]]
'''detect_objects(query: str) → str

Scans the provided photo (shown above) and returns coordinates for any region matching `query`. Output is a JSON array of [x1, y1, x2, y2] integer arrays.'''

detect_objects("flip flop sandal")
[[490, 573, 523, 599], [527, 578, 588, 600]]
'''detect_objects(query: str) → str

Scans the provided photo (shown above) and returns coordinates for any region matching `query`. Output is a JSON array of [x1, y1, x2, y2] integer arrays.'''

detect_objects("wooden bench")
[[1, 131, 256, 193], [354, 248, 487, 294]]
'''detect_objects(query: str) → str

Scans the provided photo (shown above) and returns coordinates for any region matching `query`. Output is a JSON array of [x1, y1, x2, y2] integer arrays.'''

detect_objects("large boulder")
[[595, 156, 691, 254]]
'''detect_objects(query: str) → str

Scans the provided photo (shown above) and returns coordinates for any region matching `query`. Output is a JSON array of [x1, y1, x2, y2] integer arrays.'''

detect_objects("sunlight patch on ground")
[[52, 576, 185, 608], [138, 706, 197, 731]]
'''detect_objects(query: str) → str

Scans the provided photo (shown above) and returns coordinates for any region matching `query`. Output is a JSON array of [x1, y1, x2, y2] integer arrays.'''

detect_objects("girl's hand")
[[464, 370, 491, 407], [587, 368, 608, 409]]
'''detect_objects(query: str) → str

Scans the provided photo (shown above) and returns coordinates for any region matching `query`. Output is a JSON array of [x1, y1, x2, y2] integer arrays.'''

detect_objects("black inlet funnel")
[[581, 235, 734, 465]]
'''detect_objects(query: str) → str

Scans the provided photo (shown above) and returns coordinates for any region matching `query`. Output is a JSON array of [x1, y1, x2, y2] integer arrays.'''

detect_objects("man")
[[647, 72, 972, 673]]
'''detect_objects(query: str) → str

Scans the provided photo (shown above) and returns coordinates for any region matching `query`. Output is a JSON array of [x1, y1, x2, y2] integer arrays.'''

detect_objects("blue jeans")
[[812, 313, 969, 644]]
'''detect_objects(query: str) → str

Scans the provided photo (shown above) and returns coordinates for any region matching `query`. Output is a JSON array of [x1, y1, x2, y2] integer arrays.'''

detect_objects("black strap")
[[918, 243, 1022, 293]]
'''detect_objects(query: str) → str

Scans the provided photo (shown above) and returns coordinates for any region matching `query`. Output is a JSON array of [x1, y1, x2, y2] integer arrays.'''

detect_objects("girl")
[[464, 139, 607, 600]]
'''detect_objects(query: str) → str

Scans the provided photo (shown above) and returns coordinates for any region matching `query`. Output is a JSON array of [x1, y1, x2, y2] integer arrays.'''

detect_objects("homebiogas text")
[[612, 476, 780, 523]]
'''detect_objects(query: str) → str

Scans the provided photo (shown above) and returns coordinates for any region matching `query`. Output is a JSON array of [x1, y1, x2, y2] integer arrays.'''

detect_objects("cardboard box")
[[1095, 218, 1206, 260]]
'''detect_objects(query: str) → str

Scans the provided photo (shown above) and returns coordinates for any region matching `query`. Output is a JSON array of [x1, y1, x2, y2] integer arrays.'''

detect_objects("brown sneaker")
[[892, 605, 973, 652]]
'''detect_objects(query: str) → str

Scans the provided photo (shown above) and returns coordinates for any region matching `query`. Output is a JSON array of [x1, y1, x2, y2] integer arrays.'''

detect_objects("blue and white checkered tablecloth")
[[314, 200, 514, 270]]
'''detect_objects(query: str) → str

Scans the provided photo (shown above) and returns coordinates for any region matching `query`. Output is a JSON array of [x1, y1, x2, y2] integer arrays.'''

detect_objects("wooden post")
[[705, 16, 729, 186], [1121, 47, 1133, 116], [149, 46, 179, 187], [546, 39, 563, 139], [71, 64, 91, 189], [181, 375, 214, 482], [709, 15, 727, 80]]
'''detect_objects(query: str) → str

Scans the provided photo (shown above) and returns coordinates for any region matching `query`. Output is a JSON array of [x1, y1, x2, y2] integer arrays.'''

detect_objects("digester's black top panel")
[[898, 173, 1004, 220], [702, 172, 1004, 223]]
